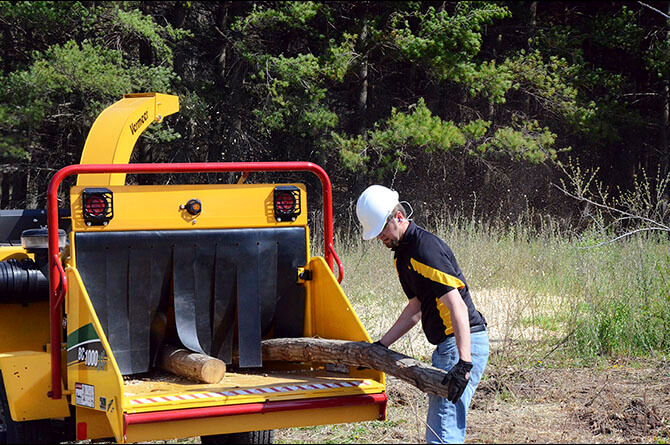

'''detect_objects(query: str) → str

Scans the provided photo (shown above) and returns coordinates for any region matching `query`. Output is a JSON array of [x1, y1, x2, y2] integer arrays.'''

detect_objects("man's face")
[[377, 212, 402, 248]]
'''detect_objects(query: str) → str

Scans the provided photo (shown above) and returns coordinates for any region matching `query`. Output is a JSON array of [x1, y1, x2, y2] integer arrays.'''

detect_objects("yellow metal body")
[[0, 303, 50, 354], [77, 92, 179, 187], [0, 92, 385, 442], [0, 245, 31, 261], [62, 181, 385, 442], [65, 267, 125, 441], [69, 183, 307, 232], [126, 403, 381, 443], [0, 352, 70, 421], [305, 257, 386, 386]]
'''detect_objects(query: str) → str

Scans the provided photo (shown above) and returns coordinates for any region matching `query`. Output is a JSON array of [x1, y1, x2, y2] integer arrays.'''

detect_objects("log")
[[158, 345, 226, 383], [262, 337, 451, 398]]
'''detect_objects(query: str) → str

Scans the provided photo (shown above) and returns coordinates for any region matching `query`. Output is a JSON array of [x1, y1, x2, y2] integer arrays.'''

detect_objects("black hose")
[[0, 259, 48, 303]]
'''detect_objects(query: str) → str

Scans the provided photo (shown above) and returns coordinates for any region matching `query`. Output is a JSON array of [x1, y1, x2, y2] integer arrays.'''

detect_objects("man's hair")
[[391, 203, 406, 218]]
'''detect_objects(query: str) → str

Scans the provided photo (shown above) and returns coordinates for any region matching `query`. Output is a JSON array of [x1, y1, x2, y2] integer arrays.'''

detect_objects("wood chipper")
[[0, 93, 386, 443]]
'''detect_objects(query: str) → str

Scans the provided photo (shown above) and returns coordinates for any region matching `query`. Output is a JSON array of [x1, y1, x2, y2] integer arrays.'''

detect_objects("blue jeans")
[[426, 330, 490, 444]]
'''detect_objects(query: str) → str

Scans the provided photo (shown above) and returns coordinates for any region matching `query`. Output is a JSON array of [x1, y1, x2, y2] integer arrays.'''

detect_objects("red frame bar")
[[46, 162, 343, 399], [124, 393, 387, 427]]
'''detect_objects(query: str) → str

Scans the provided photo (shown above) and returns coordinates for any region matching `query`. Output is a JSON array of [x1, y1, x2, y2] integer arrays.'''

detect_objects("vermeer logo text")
[[130, 110, 149, 135]]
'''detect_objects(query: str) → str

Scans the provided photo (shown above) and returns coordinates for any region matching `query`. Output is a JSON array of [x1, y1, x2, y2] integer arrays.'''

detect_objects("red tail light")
[[82, 188, 113, 226], [274, 186, 301, 222]]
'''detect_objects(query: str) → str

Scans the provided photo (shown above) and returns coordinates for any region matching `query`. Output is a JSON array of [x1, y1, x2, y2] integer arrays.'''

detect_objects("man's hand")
[[357, 340, 386, 370], [441, 359, 473, 403]]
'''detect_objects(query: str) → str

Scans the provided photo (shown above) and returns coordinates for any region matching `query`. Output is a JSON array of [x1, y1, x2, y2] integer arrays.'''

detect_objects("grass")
[[331, 211, 670, 361], [281, 212, 670, 443]]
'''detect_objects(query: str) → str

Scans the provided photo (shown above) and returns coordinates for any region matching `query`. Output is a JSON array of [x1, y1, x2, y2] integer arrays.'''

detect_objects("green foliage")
[[249, 53, 337, 137], [0, 1, 183, 169], [324, 33, 358, 82], [232, 2, 343, 141], [2, 40, 176, 122], [333, 99, 560, 175], [1, 0, 668, 218], [591, 6, 644, 54], [232, 1, 321, 34], [0, 1, 86, 36], [389, 2, 513, 102], [503, 50, 596, 128], [114, 8, 192, 63], [478, 119, 560, 163], [332, 98, 466, 177]]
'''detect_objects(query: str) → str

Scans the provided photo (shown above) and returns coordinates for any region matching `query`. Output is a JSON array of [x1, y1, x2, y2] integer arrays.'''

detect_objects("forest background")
[[1, 0, 669, 227], [1, 2, 669, 442]]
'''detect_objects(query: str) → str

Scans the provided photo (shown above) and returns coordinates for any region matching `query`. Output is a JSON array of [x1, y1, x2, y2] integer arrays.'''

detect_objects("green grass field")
[[277, 215, 670, 443], [335, 214, 670, 362]]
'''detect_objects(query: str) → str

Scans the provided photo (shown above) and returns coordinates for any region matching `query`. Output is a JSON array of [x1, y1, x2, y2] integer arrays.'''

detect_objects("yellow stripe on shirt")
[[436, 297, 454, 336], [410, 258, 465, 289]]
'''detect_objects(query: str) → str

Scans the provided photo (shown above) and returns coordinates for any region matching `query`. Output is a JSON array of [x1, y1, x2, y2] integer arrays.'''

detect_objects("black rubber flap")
[[75, 228, 306, 375]]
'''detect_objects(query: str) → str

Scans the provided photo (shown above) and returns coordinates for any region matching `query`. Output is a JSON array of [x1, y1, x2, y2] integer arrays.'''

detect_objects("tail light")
[[82, 188, 113, 226], [274, 186, 301, 222]]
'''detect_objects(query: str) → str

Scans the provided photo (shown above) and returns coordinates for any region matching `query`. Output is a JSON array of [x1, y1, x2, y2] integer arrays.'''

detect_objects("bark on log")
[[158, 345, 226, 383], [262, 337, 451, 398]]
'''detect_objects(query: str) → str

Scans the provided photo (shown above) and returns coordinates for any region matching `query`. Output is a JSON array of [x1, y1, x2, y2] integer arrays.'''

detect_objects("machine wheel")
[[0, 373, 54, 444], [201, 429, 275, 444]]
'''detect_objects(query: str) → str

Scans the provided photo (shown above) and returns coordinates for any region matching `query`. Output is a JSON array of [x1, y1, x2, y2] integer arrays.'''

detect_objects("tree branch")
[[553, 183, 670, 231], [637, 1, 670, 19]]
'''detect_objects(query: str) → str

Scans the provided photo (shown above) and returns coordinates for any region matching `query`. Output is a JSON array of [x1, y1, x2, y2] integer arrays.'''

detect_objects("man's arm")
[[439, 288, 471, 361], [379, 297, 421, 347]]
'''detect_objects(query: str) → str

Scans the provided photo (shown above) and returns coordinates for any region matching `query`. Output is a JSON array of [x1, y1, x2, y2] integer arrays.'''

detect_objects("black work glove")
[[441, 359, 473, 403], [357, 340, 386, 370]]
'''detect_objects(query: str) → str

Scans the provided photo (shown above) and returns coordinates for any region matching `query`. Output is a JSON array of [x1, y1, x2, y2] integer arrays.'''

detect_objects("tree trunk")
[[525, 1, 538, 116], [139, 1, 154, 67], [661, 1, 670, 177], [158, 345, 227, 383], [170, 1, 188, 79], [355, 21, 369, 134], [262, 337, 452, 398]]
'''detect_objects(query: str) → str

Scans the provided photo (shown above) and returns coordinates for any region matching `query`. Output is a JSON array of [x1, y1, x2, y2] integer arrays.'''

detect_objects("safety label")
[[75, 382, 95, 408]]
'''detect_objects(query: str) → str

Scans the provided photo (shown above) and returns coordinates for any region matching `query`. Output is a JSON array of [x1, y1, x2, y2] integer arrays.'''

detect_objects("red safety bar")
[[46, 162, 344, 399], [123, 393, 387, 429]]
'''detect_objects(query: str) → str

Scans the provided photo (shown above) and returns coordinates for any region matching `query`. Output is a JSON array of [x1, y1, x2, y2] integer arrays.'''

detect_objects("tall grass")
[[331, 211, 670, 361]]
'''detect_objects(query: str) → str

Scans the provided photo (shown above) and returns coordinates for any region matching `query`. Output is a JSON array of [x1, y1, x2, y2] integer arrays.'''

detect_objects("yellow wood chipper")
[[0, 93, 385, 443]]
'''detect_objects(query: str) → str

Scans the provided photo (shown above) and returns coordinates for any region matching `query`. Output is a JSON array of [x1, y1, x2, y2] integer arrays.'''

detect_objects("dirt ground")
[[276, 355, 669, 444], [467, 359, 669, 444], [277, 287, 669, 444]]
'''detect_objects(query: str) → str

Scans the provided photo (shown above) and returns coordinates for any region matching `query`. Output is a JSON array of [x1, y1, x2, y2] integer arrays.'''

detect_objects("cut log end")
[[158, 344, 226, 383]]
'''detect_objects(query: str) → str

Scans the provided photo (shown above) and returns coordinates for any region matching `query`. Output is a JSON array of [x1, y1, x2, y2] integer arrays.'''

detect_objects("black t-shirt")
[[393, 222, 486, 345]]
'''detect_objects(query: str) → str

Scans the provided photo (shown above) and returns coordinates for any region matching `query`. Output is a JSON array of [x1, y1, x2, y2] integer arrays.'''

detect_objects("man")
[[356, 185, 489, 444]]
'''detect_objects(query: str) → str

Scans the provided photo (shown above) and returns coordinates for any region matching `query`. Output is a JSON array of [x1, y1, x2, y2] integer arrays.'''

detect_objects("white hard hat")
[[356, 185, 400, 240]]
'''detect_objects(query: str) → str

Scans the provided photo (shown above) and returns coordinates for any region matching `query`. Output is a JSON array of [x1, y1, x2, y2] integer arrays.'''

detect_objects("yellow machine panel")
[[305, 256, 385, 385], [69, 183, 307, 231], [75, 406, 115, 441], [0, 352, 70, 421], [77, 93, 179, 187], [125, 404, 382, 443], [0, 303, 50, 354], [0, 246, 31, 261], [65, 267, 125, 441]]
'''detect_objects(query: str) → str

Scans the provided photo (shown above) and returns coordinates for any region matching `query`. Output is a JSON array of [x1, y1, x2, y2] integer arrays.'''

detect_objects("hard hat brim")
[[361, 209, 391, 240]]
